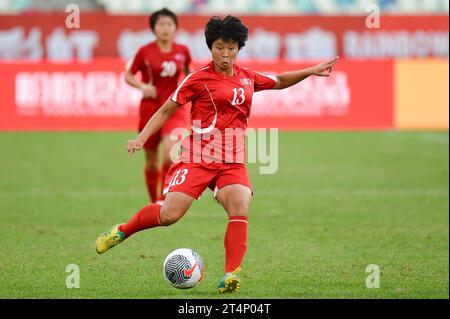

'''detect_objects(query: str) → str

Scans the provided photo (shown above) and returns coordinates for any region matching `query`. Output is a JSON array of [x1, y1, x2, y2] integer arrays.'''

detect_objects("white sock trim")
[[228, 219, 248, 224]]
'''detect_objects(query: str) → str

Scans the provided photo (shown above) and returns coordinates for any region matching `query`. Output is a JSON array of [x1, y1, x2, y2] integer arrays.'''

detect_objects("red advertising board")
[[0, 14, 448, 61], [0, 59, 140, 131], [0, 59, 393, 131], [248, 60, 393, 130]]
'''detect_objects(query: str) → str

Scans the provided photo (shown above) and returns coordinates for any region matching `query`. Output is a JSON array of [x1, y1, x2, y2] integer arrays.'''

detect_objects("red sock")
[[144, 167, 158, 203], [157, 162, 172, 201], [224, 216, 248, 274], [119, 204, 162, 238]]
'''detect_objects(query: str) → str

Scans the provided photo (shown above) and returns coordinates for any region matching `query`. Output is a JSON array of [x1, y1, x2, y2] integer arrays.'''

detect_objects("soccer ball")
[[163, 248, 205, 289]]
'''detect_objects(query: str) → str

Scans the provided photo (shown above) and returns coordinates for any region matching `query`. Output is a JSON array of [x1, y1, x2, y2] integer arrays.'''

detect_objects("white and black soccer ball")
[[163, 248, 205, 289]]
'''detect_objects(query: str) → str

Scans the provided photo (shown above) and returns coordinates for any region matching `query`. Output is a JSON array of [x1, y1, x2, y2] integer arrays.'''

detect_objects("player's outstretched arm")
[[273, 56, 339, 90], [126, 100, 180, 155]]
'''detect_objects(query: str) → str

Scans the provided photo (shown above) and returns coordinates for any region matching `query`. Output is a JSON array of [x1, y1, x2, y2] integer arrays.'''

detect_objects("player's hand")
[[311, 56, 339, 77], [126, 139, 144, 156], [141, 84, 157, 99]]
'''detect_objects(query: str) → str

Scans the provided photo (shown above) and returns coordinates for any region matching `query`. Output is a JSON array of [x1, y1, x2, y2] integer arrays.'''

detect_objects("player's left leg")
[[215, 184, 252, 293]]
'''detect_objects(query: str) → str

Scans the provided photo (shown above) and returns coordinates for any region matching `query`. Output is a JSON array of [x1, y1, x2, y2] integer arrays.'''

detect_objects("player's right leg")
[[95, 192, 194, 254], [96, 161, 213, 254]]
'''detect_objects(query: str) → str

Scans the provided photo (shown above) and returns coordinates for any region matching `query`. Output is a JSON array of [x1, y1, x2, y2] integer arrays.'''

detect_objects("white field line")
[[385, 132, 449, 144], [257, 189, 449, 197], [420, 133, 449, 144], [0, 189, 143, 199]]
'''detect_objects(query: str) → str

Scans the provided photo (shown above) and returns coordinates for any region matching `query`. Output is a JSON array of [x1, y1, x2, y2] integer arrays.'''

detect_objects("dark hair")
[[149, 8, 178, 31], [205, 15, 248, 50]]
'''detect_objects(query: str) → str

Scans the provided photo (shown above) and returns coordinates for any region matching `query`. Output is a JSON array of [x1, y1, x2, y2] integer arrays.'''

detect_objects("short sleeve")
[[125, 48, 143, 75], [253, 71, 278, 92], [170, 72, 199, 105]]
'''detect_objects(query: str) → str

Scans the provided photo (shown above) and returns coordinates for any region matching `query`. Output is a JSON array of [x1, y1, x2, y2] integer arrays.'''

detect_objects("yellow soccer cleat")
[[217, 267, 241, 294], [95, 224, 125, 254]]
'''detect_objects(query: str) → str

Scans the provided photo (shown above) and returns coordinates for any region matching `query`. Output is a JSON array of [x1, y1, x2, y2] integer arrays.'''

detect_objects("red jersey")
[[126, 41, 192, 107], [170, 61, 278, 163]]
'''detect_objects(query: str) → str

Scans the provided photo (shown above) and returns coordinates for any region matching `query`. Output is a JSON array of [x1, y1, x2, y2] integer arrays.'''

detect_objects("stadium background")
[[0, 0, 448, 299]]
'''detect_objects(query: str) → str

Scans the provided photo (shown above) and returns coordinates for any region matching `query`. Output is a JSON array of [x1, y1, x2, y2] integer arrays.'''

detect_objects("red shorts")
[[138, 100, 188, 151], [162, 162, 253, 200]]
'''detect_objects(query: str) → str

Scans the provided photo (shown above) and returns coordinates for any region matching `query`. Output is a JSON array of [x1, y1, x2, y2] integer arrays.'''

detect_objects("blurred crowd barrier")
[[0, 0, 448, 14], [0, 14, 448, 61], [0, 59, 447, 131], [0, 13, 448, 131]]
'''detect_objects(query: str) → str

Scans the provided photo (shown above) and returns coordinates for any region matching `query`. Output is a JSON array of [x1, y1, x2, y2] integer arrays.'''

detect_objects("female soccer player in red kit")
[[125, 8, 191, 204], [97, 15, 338, 293]]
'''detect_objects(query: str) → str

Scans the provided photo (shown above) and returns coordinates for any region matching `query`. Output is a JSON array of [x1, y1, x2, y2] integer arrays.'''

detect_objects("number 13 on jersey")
[[231, 88, 245, 106]]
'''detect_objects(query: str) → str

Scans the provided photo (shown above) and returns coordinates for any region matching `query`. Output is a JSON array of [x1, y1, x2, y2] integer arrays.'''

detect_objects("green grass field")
[[0, 131, 448, 299]]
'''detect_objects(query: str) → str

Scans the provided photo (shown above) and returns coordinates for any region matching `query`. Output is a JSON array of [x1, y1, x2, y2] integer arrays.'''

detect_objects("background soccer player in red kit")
[[125, 8, 192, 204], [97, 15, 338, 293]]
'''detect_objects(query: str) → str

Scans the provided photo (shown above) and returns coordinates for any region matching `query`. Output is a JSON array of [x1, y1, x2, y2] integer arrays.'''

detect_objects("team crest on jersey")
[[175, 54, 185, 61], [240, 78, 252, 86]]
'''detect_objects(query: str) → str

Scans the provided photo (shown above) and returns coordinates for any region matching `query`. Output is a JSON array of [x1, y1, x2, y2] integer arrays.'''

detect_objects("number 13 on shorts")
[[167, 169, 189, 188]]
